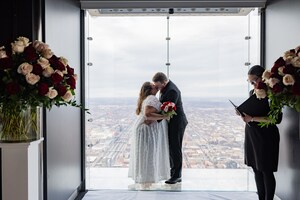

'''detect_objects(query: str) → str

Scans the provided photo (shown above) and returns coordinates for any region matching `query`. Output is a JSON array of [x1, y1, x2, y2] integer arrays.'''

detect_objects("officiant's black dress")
[[243, 93, 281, 172]]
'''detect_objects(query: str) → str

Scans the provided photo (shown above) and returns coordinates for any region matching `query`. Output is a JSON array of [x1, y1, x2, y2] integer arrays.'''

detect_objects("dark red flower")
[[272, 57, 286, 69], [257, 81, 267, 90], [0, 57, 13, 70], [49, 55, 65, 71], [66, 76, 76, 89], [292, 82, 300, 96], [270, 73, 282, 80], [51, 73, 63, 84], [24, 45, 38, 62], [66, 65, 74, 75], [32, 63, 43, 75], [38, 82, 49, 96], [55, 84, 67, 96], [5, 82, 20, 95], [282, 64, 296, 75], [272, 84, 283, 94]]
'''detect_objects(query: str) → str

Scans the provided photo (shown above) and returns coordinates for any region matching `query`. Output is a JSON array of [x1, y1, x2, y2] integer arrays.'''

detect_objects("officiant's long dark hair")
[[248, 65, 264, 77], [136, 82, 152, 115]]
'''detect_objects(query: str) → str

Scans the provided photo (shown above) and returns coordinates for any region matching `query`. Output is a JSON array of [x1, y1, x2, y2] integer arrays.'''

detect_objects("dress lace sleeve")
[[144, 95, 161, 111]]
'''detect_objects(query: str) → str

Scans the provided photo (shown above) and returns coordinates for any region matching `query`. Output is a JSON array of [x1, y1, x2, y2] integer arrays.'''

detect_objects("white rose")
[[17, 37, 30, 47], [42, 67, 54, 77], [283, 50, 296, 64], [25, 73, 40, 85], [37, 57, 50, 69], [41, 49, 53, 59], [62, 90, 73, 102], [55, 70, 64, 77], [0, 49, 7, 59], [11, 40, 25, 53], [73, 74, 78, 81], [164, 106, 169, 112], [33, 40, 49, 52], [278, 66, 285, 76], [262, 70, 272, 81], [291, 56, 300, 68], [17, 62, 33, 75], [46, 88, 58, 99], [59, 57, 68, 67], [267, 78, 280, 88], [282, 74, 295, 86]]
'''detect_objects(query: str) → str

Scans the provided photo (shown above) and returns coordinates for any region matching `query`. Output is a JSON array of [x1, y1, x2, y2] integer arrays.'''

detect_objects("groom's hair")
[[152, 72, 168, 83]]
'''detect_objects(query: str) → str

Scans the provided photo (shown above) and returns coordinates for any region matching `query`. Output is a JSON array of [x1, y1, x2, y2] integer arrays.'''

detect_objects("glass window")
[[85, 9, 260, 191]]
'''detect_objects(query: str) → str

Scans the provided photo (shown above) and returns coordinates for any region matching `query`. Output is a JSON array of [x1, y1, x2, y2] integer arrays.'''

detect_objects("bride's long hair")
[[136, 82, 152, 115]]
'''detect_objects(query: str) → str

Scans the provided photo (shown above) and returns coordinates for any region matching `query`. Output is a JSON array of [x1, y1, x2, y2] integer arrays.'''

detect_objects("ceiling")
[[80, 0, 265, 16]]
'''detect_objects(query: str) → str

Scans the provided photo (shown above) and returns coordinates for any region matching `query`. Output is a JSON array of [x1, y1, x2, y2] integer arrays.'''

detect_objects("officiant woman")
[[238, 65, 282, 200]]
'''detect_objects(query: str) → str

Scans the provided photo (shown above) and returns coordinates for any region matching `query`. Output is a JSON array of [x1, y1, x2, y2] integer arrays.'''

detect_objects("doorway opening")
[[84, 8, 261, 190]]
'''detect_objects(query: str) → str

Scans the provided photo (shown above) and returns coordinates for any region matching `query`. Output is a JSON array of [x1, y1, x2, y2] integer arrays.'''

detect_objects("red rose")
[[282, 64, 296, 75], [51, 73, 63, 84], [5, 82, 20, 95], [24, 45, 38, 62], [292, 82, 300, 96], [270, 73, 282, 80], [55, 84, 67, 96], [257, 81, 267, 90], [49, 55, 65, 71], [66, 76, 76, 89], [0, 57, 13, 70], [38, 82, 49, 96], [32, 63, 43, 75], [67, 66, 74, 75], [271, 57, 286, 73], [272, 84, 283, 94]]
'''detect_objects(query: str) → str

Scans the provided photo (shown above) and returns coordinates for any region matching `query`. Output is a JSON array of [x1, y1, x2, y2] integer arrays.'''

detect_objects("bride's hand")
[[144, 120, 153, 125], [164, 115, 170, 121]]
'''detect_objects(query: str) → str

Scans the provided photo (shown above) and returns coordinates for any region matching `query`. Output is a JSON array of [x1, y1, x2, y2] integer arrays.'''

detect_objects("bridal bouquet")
[[261, 45, 300, 125], [161, 101, 177, 122]]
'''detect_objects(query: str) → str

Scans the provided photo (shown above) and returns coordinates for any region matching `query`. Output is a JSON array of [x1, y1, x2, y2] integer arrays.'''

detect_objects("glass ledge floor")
[[86, 168, 257, 191]]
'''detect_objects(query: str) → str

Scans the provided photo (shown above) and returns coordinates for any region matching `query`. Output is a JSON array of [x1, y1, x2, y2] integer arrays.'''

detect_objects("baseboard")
[[274, 195, 281, 200], [68, 189, 79, 200]]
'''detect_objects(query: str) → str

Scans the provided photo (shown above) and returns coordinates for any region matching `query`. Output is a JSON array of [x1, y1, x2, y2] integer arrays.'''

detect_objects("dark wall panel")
[[265, 0, 300, 199], [44, 0, 82, 199]]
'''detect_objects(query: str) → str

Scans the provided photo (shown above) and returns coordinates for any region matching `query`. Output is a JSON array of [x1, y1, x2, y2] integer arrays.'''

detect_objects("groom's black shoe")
[[165, 177, 182, 184]]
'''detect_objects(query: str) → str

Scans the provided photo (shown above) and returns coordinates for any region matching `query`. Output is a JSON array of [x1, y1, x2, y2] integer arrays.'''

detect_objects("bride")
[[128, 81, 170, 188]]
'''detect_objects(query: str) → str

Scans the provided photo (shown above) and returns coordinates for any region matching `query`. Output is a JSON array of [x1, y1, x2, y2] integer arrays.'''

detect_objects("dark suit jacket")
[[159, 80, 188, 130]]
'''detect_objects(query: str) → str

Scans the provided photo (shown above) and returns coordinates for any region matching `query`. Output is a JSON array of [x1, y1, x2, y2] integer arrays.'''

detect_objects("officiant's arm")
[[242, 113, 272, 123], [144, 106, 169, 121]]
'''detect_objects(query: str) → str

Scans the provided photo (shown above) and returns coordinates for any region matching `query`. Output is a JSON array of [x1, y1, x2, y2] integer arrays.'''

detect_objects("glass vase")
[[0, 106, 42, 143]]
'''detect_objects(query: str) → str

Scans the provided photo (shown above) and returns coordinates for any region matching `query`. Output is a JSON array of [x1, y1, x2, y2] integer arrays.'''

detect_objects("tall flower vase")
[[0, 106, 43, 200], [0, 106, 42, 142]]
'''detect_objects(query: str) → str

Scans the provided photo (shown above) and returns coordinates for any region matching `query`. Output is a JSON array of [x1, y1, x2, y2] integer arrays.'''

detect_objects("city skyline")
[[86, 98, 247, 169]]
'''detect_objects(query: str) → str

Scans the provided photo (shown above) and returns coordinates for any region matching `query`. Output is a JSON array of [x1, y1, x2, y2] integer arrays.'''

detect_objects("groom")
[[152, 72, 188, 184]]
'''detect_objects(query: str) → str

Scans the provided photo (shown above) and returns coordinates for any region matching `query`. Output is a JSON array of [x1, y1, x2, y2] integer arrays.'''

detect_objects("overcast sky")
[[86, 12, 259, 99]]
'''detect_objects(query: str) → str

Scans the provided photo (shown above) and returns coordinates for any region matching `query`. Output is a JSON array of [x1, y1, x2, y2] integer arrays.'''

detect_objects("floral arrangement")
[[0, 36, 84, 141], [160, 101, 177, 122], [0, 36, 81, 111], [261, 45, 300, 125]]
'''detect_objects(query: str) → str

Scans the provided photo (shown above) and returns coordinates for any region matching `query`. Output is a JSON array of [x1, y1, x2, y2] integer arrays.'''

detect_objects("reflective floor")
[[86, 168, 256, 191]]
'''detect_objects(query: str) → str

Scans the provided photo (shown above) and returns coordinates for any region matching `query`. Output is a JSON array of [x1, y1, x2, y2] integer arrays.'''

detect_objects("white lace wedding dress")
[[128, 95, 170, 183]]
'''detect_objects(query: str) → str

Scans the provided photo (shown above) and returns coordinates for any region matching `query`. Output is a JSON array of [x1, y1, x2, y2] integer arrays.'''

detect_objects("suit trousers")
[[168, 124, 186, 178]]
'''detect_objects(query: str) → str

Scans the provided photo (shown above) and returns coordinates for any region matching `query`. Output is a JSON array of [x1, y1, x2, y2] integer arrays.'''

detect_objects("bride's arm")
[[144, 106, 168, 121]]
